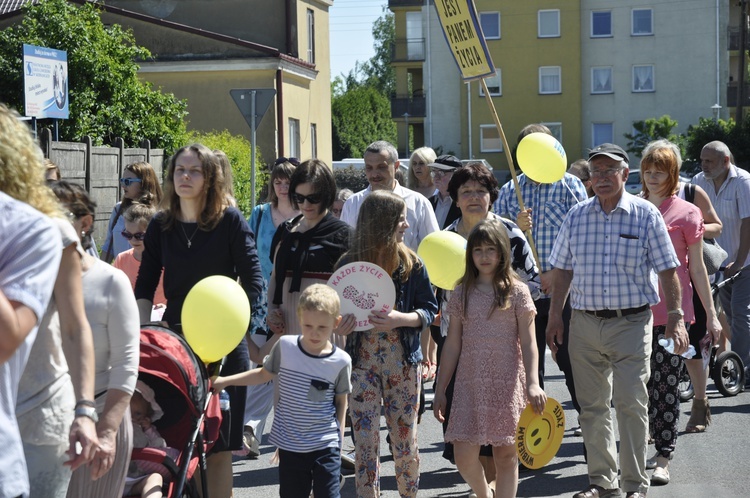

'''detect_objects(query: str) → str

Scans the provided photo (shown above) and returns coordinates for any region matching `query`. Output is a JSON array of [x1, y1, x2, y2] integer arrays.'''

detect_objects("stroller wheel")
[[678, 369, 694, 402], [711, 351, 745, 397]]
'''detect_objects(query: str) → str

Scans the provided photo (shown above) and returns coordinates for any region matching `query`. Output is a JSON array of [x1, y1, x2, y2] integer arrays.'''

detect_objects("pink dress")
[[445, 280, 536, 446]]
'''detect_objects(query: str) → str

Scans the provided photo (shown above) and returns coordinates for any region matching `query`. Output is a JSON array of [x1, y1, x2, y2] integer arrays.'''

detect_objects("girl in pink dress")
[[433, 219, 546, 498]]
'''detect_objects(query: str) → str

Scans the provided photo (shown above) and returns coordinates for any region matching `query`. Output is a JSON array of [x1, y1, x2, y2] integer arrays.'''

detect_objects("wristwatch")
[[74, 405, 99, 423], [667, 308, 684, 317]]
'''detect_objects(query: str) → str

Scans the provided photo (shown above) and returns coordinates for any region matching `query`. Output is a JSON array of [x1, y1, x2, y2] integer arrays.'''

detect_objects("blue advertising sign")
[[23, 43, 69, 119]]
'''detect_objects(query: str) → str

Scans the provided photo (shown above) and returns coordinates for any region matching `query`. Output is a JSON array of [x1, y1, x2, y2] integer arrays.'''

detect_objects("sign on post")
[[23, 43, 69, 119], [432, 0, 495, 81]]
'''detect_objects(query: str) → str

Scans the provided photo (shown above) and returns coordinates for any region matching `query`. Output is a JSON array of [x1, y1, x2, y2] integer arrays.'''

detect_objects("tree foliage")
[[624, 115, 683, 158], [0, 0, 188, 153], [330, 7, 396, 160], [332, 84, 397, 160], [187, 129, 267, 217]]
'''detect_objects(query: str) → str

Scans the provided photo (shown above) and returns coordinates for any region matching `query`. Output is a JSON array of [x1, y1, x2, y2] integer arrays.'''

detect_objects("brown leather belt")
[[583, 304, 649, 319]]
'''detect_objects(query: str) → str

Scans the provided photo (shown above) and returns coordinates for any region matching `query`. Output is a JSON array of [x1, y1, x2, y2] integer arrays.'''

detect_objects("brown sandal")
[[685, 397, 711, 432]]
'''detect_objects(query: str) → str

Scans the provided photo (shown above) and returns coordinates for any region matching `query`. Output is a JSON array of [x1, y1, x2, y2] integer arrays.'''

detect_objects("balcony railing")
[[391, 96, 426, 118], [727, 83, 750, 107], [727, 26, 750, 51], [391, 38, 425, 63], [388, 0, 424, 8]]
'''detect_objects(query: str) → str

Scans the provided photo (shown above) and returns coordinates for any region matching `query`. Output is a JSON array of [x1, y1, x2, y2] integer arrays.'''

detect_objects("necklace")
[[180, 222, 199, 248]]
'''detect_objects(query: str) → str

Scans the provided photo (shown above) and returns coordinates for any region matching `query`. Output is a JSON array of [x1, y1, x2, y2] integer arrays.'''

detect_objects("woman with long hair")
[[640, 140, 721, 485], [339, 190, 438, 498], [51, 181, 140, 498], [0, 103, 98, 498], [101, 161, 163, 262], [134, 143, 263, 498], [406, 146, 438, 198]]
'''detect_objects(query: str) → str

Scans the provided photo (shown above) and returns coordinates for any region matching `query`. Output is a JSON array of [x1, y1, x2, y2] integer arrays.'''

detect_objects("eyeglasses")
[[588, 168, 624, 178], [121, 230, 147, 241], [431, 169, 452, 179], [274, 157, 301, 167], [119, 178, 143, 187], [293, 192, 323, 205]]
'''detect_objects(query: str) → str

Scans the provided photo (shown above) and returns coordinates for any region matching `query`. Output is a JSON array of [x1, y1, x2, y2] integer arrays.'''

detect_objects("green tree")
[[683, 116, 750, 172], [0, 0, 187, 153], [356, 8, 396, 96], [331, 84, 397, 160], [187, 130, 267, 217], [624, 115, 683, 158]]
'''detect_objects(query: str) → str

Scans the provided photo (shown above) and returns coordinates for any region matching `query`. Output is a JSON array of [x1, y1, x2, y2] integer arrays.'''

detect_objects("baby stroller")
[[131, 325, 222, 498], [679, 267, 747, 401]]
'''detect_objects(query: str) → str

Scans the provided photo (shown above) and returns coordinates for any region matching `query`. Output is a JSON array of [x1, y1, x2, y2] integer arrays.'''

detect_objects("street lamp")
[[711, 103, 722, 121]]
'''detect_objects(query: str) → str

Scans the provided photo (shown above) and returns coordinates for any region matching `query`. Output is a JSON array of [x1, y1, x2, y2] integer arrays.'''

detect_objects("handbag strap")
[[684, 183, 696, 204]]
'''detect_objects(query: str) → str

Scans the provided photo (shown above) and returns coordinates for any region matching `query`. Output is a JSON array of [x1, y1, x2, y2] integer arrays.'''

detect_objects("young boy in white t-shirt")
[[213, 284, 351, 498]]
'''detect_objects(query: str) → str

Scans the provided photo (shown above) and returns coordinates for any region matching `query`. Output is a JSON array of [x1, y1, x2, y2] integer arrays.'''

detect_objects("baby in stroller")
[[124, 380, 179, 498]]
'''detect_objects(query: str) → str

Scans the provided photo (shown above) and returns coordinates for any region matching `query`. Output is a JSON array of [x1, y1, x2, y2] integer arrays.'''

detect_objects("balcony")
[[391, 38, 425, 63], [727, 26, 750, 51], [391, 95, 426, 118], [388, 0, 424, 7], [727, 83, 750, 107]]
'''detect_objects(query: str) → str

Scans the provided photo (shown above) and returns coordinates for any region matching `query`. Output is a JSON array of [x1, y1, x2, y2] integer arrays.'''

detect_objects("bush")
[[333, 166, 368, 193], [186, 130, 267, 217]]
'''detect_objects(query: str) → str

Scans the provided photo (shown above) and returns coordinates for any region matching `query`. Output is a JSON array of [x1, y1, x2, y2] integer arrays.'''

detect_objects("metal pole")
[[404, 112, 410, 157], [736, 0, 747, 122], [250, 90, 257, 211], [54, 119, 59, 141], [31, 117, 37, 140]]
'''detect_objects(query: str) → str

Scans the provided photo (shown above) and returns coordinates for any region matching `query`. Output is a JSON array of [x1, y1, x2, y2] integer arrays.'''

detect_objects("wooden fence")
[[39, 129, 165, 248]]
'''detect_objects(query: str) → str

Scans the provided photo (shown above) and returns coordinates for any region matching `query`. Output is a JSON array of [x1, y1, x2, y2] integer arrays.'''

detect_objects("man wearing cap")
[[547, 143, 688, 498], [494, 124, 587, 397], [428, 155, 462, 229], [341, 140, 439, 251]]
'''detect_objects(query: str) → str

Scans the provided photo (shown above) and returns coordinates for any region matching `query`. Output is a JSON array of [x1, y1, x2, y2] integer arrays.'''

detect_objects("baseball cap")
[[588, 143, 629, 164], [428, 155, 462, 171]]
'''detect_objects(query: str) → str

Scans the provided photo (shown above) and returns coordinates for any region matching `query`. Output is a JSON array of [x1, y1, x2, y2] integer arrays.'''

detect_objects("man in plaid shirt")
[[494, 124, 587, 402], [547, 143, 688, 498]]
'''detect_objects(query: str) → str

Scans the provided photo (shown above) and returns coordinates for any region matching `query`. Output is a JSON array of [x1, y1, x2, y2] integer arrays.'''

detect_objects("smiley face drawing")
[[515, 397, 565, 469]]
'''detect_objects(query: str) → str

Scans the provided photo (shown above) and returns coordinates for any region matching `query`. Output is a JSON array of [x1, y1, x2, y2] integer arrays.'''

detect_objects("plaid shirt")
[[494, 173, 587, 274], [549, 192, 679, 311]]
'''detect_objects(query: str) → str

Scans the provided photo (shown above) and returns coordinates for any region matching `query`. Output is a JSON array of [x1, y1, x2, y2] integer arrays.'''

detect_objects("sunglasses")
[[119, 178, 143, 187], [293, 192, 323, 205], [121, 230, 147, 241], [274, 157, 301, 167]]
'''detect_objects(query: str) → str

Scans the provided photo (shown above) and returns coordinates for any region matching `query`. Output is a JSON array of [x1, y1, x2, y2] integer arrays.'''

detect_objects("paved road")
[[230, 352, 749, 497]]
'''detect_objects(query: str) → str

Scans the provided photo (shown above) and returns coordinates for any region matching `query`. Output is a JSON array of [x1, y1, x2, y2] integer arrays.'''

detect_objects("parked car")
[[625, 169, 642, 195]]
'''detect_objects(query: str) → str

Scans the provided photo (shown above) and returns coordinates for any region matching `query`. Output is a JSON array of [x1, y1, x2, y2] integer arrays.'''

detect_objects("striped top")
[[265, 336, 352, 452]]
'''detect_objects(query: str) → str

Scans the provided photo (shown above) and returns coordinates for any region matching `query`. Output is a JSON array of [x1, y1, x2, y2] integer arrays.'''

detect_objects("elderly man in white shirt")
[[692, 140, 750, 384], [341, 140, 439, 251]]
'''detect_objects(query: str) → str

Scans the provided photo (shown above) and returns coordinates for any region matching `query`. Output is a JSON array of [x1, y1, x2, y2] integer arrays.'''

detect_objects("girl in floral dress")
[[434, 219, 546, 498]]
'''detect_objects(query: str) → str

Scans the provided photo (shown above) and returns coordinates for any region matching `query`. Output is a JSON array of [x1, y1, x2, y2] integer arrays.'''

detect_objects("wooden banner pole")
[[479, 78, 539, 265]]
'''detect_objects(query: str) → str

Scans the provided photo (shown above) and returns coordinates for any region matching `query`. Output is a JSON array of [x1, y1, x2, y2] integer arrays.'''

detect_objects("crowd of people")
[[1, 99, 749, 498]]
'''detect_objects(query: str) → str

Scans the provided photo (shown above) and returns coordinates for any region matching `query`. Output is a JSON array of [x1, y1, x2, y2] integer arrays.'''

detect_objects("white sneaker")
[[243, 426, 260, 459], [341, 450, 356, 470]]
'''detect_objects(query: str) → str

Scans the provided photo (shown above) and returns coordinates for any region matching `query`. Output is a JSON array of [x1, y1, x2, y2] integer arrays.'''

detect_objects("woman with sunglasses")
[[101, 161, 163, 263], [134, 144, 263, 498], [266, 159, 354, 345]]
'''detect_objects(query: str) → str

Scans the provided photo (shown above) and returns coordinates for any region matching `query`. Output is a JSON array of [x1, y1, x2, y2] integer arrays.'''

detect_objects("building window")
[[480, 125, 503, 153], [538, 9, 560, 38], [591, 11, 612, 37], [289, 118, 300, 158], [539, 66, 561, 94], [632, 65, 655, 92], [307, 9, 315, 64], [310, 123, 317, 159], [479, 70, 502, 96], [541, 122, 563, 143], [591, 67, 613, 94], [632, 8, 653, 36], [592, 123, 614, 147], [480, 12, 500, 40]]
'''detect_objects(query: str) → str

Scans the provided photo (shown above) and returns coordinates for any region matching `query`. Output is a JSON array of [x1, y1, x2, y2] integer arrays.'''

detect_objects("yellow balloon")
[[516, 132, 567, 184], [417, 231, 466, 290], [181, 276, 251, 363]]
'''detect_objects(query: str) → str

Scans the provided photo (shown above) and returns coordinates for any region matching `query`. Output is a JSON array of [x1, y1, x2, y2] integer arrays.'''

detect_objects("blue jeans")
[[719, 269, 750, 373], [278, 447, 340, 498]]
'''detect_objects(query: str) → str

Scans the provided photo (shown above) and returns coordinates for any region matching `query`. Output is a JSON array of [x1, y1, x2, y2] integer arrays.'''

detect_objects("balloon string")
[[480, 78, 540, 265]]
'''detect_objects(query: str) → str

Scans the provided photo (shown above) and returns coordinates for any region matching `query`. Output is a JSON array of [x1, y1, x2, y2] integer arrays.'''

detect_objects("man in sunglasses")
[[340, 140, 438, 251]]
